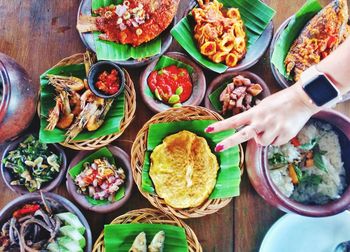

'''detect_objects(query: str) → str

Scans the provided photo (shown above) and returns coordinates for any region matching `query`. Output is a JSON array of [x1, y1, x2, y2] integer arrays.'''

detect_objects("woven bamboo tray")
[[92, 208, 202, 252], [39, 53, 136, 150], [131, 106, 244, 219]]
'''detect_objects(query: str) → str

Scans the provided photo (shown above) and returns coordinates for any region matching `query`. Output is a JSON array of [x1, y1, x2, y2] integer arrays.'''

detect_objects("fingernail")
[[215, 144, 224, 152], [205, 126, 214, 133]]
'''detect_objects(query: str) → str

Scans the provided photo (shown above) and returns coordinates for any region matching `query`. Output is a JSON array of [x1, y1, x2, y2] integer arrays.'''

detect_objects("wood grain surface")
[[0, 0, 349, 251]]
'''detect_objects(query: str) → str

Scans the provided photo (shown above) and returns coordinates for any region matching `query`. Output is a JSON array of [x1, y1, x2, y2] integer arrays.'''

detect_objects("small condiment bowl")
[[1, 133, 67, 194], [0, 192, 92, 252], [246, 110, 350, 217], [204, 71, 271, 115], [139, 52, 206, 113], [66, 145, 133, 213], [87, 61, 125, 99]]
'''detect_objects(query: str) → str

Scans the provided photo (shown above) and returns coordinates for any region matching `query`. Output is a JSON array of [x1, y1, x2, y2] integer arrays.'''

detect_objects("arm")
[[206, 37, 350, 152]]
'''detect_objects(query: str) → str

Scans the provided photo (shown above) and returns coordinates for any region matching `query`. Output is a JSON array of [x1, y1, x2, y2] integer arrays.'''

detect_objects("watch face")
[[303, 74, 338, 106]]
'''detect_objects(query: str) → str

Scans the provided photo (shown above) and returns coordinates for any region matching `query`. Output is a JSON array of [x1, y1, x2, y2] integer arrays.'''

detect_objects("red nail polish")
[[215, 144, 224, 152], [205, 126, 214, 133]]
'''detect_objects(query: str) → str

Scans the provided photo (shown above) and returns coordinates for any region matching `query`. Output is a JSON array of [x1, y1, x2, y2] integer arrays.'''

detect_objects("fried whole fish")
[[148, 231, 165, 252], [285, 0, 349, 81], [150, 130, 219, 209], [77, 0, 180, 47]]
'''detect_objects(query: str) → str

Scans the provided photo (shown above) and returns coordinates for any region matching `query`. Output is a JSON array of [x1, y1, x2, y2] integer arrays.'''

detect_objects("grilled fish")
[[77, 0, 180, 47], [285, 0, 349, 81]]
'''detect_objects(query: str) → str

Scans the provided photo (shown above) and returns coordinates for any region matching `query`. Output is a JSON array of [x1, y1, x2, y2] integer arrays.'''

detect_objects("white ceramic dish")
[[260, 211, 350, 252]]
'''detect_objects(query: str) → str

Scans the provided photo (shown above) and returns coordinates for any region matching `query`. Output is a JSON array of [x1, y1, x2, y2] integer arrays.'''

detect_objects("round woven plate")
[[92, 208, 202, 252], [39, 53, 136, 150], [131, 106, 244, 219]]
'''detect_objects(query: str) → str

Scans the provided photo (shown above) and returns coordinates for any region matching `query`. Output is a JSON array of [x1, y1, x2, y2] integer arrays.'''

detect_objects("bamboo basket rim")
[[92, 208, 203, 252], [131, 106, 244, 219], [38, 53, 136, 150]]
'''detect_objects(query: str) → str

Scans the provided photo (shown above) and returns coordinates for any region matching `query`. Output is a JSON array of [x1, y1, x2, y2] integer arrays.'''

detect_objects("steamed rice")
[[268, 121, 347, 205]]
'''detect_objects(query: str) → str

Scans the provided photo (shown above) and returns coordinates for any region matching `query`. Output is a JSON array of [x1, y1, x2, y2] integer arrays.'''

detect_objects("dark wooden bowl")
[[204, 71, 271, 115], [66, 145, 133, 213], [1, 134, 67, 194], [0, 192, 92, 252], [270, 16, 350, 101], [77, 0, 175, 68], [246, 110, 350, 217], [139, 52, 206, 113]]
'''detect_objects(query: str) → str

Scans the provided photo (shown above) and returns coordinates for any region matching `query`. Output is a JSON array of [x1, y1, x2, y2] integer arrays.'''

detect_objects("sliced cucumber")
[[58, 237, 83, 252], [56, 212, 85, 235], [60, 225, 86, 248]]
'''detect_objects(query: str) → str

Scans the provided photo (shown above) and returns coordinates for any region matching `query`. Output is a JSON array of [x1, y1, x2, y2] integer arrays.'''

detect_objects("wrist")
[[290, 82, 321, 114]]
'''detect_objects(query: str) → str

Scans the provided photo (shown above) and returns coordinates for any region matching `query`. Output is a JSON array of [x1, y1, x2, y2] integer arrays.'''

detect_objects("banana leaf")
[[271, 0, 322, 79], [39, 64, 125, 144], [144, 55, 195, 99], [92, 0, 161, 61], [142, 120, 241, 199], [208, 81, 232, 116], [104, 223, 188, 252], [171, 0, 276, 73], [68, 147, 125, 206]]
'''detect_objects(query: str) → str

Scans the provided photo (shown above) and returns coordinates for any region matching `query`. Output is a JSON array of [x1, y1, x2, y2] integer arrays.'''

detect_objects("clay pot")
[[0, 53, 39, 143], [246, 110, 350, 217]]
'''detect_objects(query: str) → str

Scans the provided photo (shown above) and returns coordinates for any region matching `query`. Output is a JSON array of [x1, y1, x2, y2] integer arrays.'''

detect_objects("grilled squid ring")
[[218, 35, 235, 52], [211, 51, 228, 63], [234, 37, 246, 54], [226, 8, 241, 19], [225, 53, 239, 67], [200, 41, 217, 56]]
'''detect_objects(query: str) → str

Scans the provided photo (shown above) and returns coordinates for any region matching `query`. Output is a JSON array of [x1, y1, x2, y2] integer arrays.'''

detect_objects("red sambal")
[[147, 65, 193, 106], [95, 69, 120, 95]]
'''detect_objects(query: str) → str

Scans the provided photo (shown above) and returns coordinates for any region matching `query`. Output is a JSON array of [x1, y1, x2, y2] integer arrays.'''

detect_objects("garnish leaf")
[[314, 151, 328, 173], [300, 174, 323, 186], [299, 138, 318, 150], [268, 152, 288, 169]]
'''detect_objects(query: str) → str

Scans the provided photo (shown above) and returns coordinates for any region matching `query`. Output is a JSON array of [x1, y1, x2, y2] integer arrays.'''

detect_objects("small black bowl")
[[87, 61, 125, 99]]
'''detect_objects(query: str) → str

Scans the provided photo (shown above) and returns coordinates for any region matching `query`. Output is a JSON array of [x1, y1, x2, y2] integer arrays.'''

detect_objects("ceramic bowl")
[[139, 52, 206, 113], [1, 134, 67, 194], [204, 71, 271, 115], [246, 110, 350, 217], [270, 16, 350, 101], [66, 145, 133, 213], [87, 61, 125, 99], [0, 192, 92, 252], [77, 0, 175, 68]]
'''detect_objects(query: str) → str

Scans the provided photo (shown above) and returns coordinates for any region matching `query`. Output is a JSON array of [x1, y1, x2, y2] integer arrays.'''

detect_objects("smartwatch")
[[300, 65, 341, 107]]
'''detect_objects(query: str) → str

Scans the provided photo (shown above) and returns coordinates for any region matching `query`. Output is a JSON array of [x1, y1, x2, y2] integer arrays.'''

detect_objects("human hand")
[[205, 82, 321, 152]]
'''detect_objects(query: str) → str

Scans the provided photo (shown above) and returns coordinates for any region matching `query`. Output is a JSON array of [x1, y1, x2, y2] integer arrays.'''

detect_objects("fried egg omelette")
[[149, 130, 219, 209]]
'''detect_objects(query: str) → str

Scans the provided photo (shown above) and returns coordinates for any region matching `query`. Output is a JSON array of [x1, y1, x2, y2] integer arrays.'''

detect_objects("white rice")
[[268, 121, 347, 205]]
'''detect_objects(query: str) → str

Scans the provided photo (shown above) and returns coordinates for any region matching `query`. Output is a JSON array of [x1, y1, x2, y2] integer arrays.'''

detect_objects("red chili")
[[147, 65, 193, 104], [95, 69, 120, 95], [13, 204, 40, 219], [290, 137, 301, 147]]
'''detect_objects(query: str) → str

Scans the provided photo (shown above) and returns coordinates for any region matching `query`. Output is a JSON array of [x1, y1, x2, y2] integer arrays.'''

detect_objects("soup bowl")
[[246, 109, 350, 217]]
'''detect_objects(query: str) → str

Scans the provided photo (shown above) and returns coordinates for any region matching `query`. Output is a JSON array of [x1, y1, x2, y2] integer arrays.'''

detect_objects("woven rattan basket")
[[131, 106, 244, 219], [92, 208, 203, 252], [39, 53, 136, 150]]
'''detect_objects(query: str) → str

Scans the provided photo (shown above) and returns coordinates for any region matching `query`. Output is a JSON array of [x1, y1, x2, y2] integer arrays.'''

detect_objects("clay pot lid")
[[66, 145, 133, 213]]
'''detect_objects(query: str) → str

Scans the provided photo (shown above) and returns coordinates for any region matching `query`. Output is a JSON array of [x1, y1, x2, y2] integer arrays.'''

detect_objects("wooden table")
[[0, 0, 349, 251]]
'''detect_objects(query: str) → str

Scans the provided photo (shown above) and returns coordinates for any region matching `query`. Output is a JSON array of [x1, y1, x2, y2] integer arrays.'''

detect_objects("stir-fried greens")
[[2, 135, 61, 192], [0, 193, 86, 251]]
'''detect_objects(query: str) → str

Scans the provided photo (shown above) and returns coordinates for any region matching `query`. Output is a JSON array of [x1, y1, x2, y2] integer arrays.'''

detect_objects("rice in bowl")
[[268, 120, 347, 205]]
